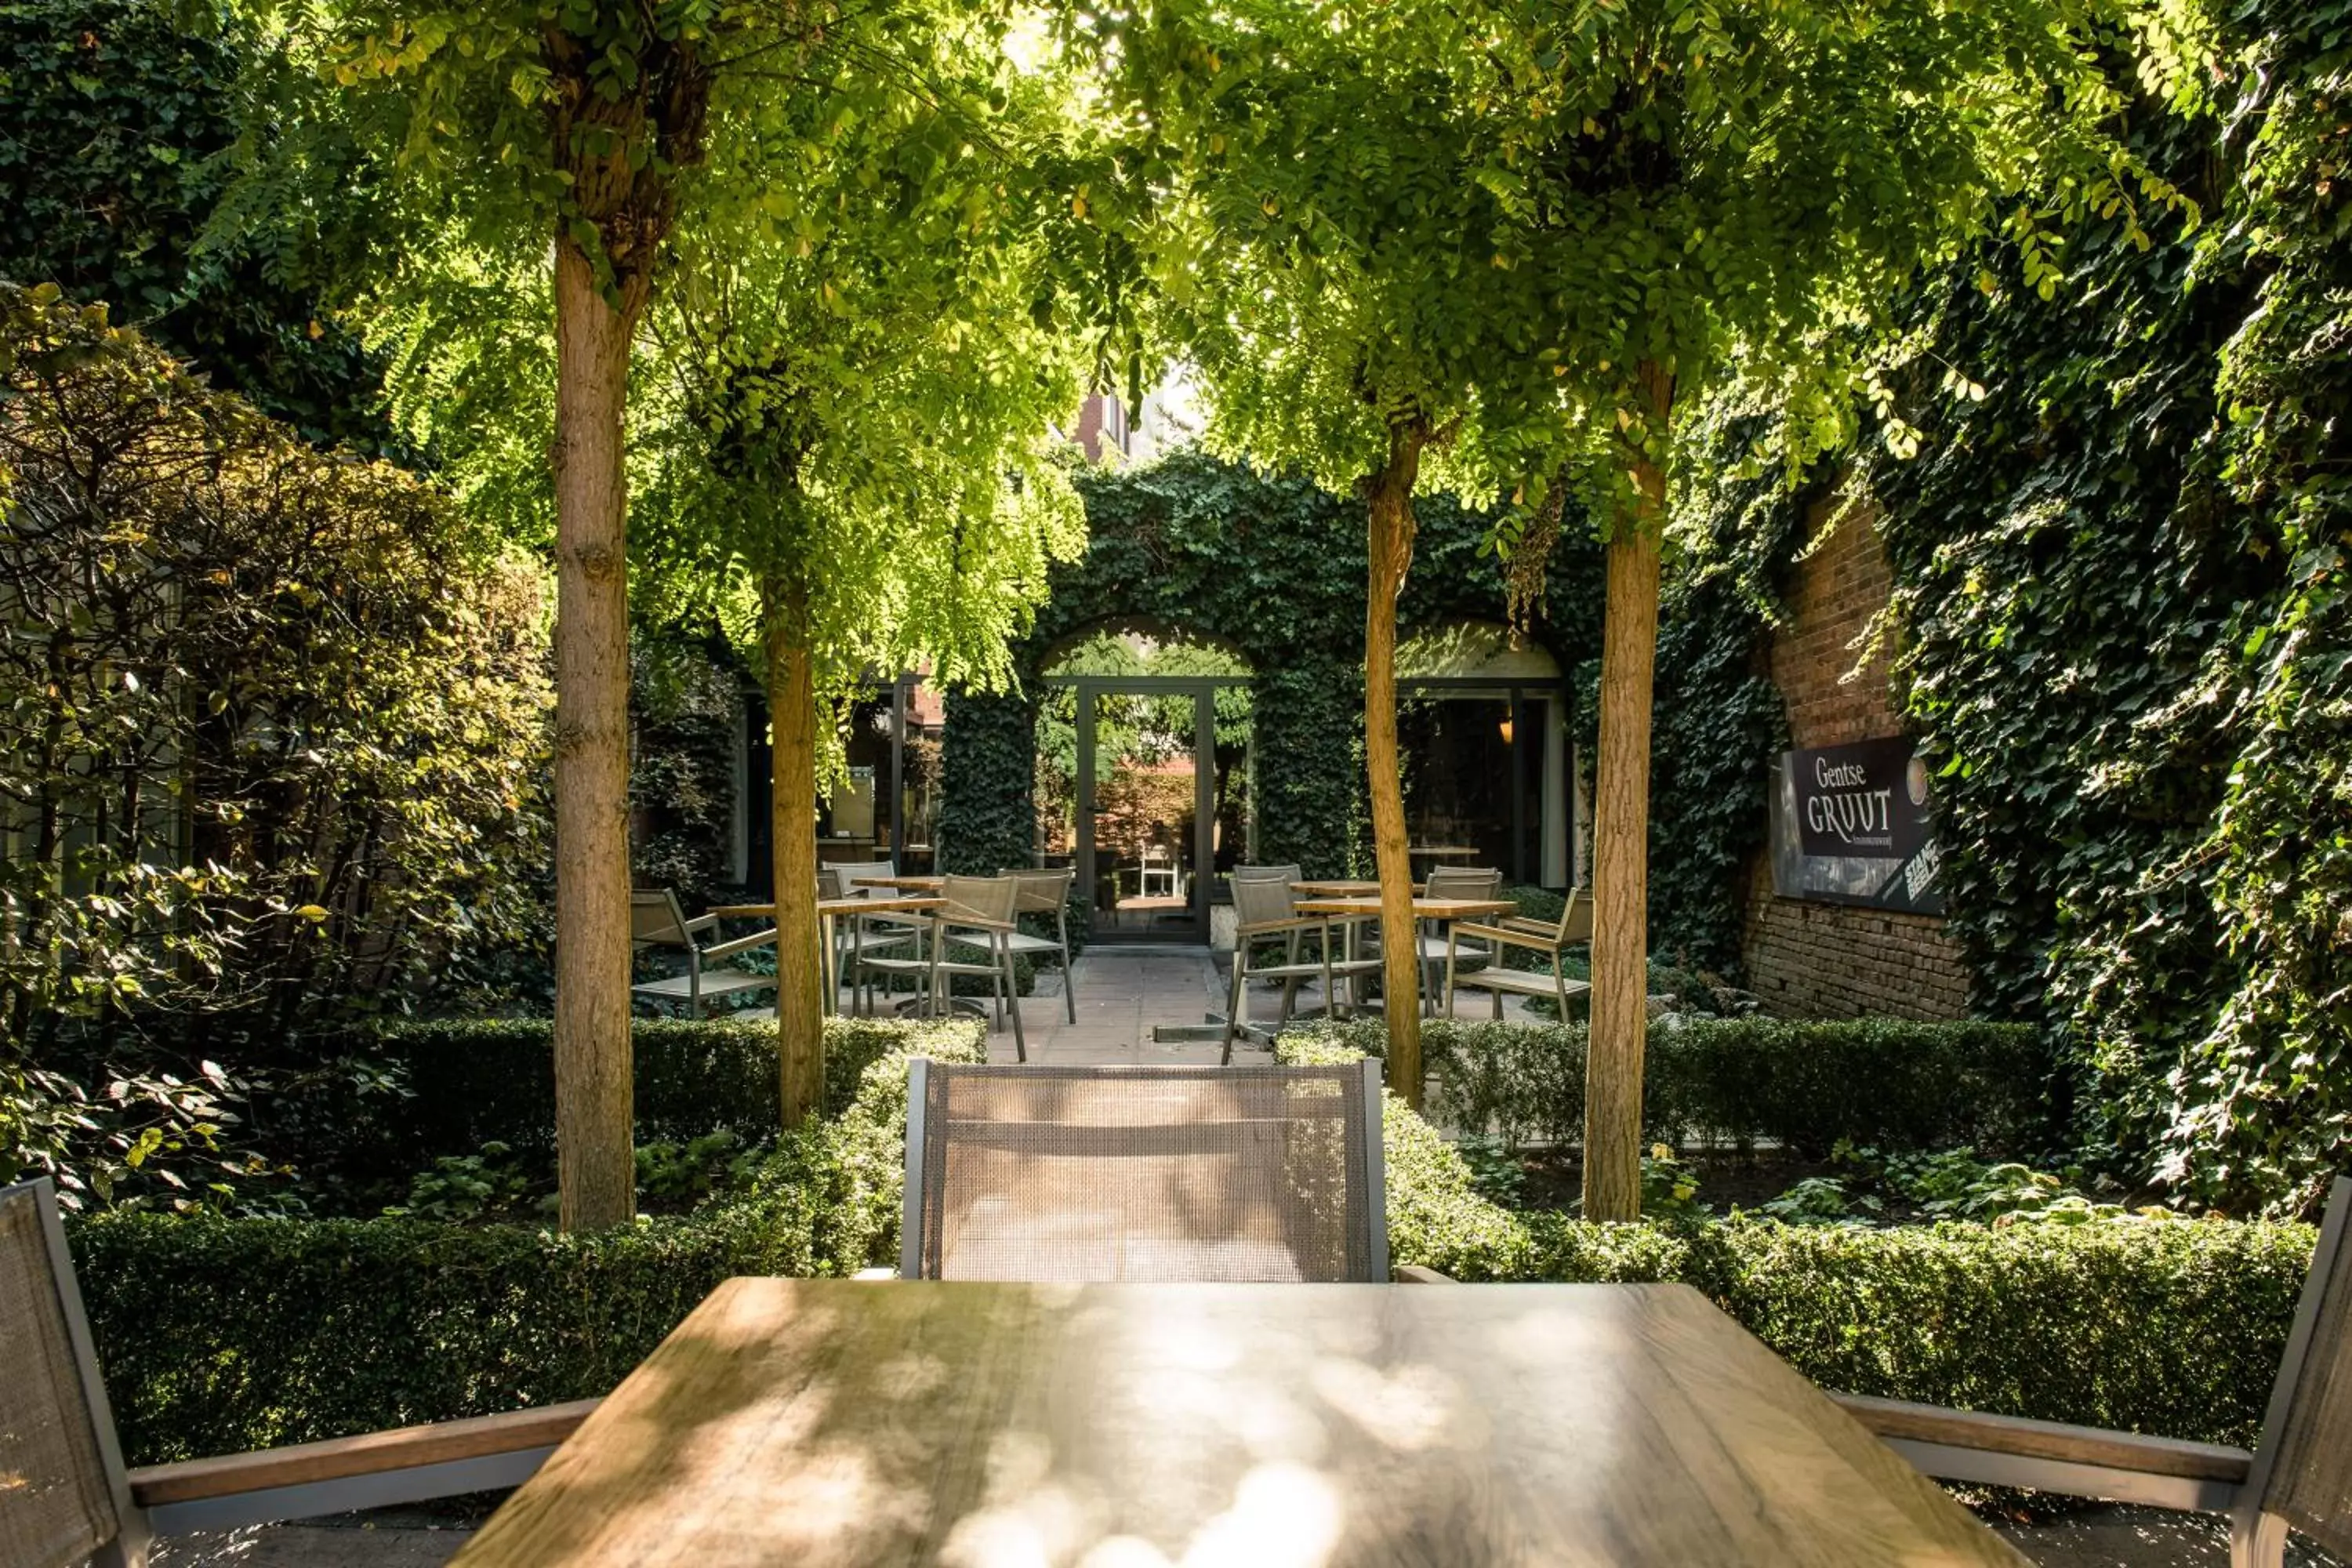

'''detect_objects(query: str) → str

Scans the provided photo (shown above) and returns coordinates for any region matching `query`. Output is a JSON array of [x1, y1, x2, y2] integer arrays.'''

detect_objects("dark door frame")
[[1062, 675, 1229, 945]]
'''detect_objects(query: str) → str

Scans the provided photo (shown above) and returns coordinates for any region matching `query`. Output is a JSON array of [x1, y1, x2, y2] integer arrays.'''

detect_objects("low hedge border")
[[1277, 1033, 2314, 1447], [1301, 1014, 2054, 1156], [73, 1018, 986, 1465], [75, 1021, 2312, 1466], [268, 1014, 964, 1189]]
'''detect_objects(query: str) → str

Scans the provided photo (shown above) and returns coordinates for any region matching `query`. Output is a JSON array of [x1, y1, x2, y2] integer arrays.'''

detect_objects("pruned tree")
[[1087, 0, 1553, 1102], [633, 30, 1091, 1120], [246, 0, 1087, 1224], [1446, 0, 2187, 1217]]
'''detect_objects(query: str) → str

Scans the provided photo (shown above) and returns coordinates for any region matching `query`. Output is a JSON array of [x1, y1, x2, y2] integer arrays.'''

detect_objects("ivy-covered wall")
[[1855, 0, 2351, 1211], [938, 451, 1783, 974]]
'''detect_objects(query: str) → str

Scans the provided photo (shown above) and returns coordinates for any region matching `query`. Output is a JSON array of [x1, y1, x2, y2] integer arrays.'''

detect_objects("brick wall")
[[1738, 496, 1973, 1019]]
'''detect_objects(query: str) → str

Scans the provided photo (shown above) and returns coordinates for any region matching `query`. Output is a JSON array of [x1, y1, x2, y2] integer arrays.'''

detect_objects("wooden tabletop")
[[451, 1279, 2021, 1568], [1296, 895, 1517, 921], [1290, 878, 1418, 898], [709, 897, 944, 920]]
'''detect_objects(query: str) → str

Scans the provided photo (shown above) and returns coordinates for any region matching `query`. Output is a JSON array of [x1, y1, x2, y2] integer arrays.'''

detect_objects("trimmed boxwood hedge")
[[75, 1018, 2312, 1467], [1304, 1014, 2054, 1155], [267, 1014, 957, 1190], [1279, 1033, 2314, 1448], [74, 1018, 986, 1465]]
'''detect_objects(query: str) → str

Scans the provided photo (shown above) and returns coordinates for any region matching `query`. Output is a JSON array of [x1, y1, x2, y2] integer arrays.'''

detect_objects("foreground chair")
[[1836, 1174, 2351, 1568], [627, 888, 779, 1018], [0, 1178, 597, 1566], [996, 866, 1080, 1023], [1443, 887, 1594, 1021], [895, 1059, 1387, 1283]]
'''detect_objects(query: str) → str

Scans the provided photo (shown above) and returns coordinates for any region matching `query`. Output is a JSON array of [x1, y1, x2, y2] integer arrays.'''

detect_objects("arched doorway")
[[1040, 626, 1252, 943]]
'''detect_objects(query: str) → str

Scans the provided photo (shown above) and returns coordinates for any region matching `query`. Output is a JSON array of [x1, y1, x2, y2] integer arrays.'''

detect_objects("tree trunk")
[[1364, 421, 1428, 1106], [764, 577, 826, 1126], [551, 237, 639, 1232], [1582, 361, 1673, 1222]]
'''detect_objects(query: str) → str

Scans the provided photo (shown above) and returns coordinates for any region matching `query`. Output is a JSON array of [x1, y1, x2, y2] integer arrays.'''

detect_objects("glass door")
[[1077, 681, 1214, 942]]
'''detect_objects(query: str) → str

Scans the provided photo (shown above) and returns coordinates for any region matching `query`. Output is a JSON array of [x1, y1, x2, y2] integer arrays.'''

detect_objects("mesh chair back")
[[834, 860, 898, 898], [940, 873, 1018, 927], [1231, 874, 1299, 931], [629, 890, 691, 946], [0, 1181, 136, 1568], [903, 1062, 1385, 1283], [1232, 864, 1301, 884], [999, 867, 1074, 915], [1425, 866, 1504, 901], [2248, 1174, 2352, 1555], [817, 866, 847, 899], [1553, 889, 1596, 942]]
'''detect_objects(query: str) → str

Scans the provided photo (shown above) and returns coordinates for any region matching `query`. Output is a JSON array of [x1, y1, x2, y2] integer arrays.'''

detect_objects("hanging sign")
[[1769, 737, 1945, 914]]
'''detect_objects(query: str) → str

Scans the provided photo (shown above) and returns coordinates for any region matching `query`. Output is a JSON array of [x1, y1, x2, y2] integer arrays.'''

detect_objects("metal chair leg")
[[1000, 933, 1026, 1062], [1058, 910, 1077, 1024], [1221, 949, 1248, 1065], [2230, 1513, 2285, 1568]]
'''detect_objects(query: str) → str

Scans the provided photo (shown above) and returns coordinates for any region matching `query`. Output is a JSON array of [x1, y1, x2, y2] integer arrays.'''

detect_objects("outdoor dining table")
[[447, 1277, 2024, 1566], [709, 895, 944, 1015], [1296, 893, 1517, 1014], [851, 874, 944, 893]]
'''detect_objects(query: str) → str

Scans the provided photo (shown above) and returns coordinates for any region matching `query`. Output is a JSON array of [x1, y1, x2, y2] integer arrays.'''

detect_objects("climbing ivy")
[[938, 451, 1780, 974], [1857, 0, 2351, 1213], [0, 0, 390, 448]]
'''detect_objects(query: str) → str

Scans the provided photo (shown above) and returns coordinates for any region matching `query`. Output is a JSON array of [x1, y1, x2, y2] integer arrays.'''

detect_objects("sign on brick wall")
[[1768, 737, 1944, 913]]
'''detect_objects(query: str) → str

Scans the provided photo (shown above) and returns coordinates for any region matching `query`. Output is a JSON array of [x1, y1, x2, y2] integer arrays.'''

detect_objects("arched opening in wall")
[[1040, 623, 1254, 943], [1397, 620, 1579, 889]]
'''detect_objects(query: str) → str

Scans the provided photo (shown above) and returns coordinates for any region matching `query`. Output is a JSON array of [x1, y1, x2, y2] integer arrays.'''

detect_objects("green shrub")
[[1276, 1034, 2314, 1447], [74, 1018, 985, 1464], [277, 1014, 968, 1190], [1292, 1014, 2052, 1156]]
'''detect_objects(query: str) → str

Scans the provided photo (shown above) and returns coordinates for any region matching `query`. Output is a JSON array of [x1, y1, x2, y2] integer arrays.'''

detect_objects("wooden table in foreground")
[[451, 1279, 2022, 1567]]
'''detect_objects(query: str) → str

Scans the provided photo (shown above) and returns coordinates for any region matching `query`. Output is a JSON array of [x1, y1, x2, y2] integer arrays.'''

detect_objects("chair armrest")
[[1239, 916, 1342, 938], [1394, 1265, 1457, 1284], [681, 914, 719, 936], [1828, 1394, 2252, 1484], [127, 1399, 604, 1507], [703, 927, 779, 963], [1454, 923, 1559, 953], [941, 916, 1018, 936]]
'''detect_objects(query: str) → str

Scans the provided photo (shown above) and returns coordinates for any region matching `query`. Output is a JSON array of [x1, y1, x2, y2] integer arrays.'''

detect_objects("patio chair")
[[628, 888, 779, 1018], [829, 858, 918, 1014], [1415, 864, 1504, 1014], [1833, 1173, 2351, 1568], [0, 1178, 597, 1566], [1221, 873, 1381, 1064], [862, 874, 1027, 1061], [996, 866, 1079, 1023], [895, 1059, 1387, 1283], [1443, 887, 1594, 1022]]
